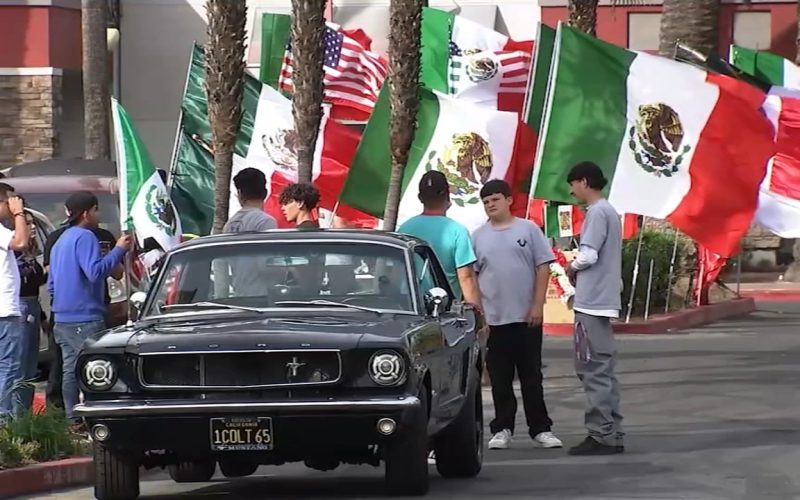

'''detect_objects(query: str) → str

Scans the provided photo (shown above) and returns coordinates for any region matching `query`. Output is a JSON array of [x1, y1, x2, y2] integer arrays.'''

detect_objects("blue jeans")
[[53, 320, 106, 421], [12, 297, 41, 416], [0, 316, 23, 418]]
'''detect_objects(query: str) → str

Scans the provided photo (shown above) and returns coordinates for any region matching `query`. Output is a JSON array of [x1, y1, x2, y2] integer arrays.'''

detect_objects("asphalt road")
[[35, 301, 800, 499]]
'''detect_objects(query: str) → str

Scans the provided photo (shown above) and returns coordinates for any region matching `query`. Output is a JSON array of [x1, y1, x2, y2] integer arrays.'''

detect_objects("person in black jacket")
[[13, 211, 46, 414]]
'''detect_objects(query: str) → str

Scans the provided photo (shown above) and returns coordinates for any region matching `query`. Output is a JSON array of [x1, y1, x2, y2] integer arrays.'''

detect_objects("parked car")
[[3, 174, 129, 330], [74, 230, 483, 499]]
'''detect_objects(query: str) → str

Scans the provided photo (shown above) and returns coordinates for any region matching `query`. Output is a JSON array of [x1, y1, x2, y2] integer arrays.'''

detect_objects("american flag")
[[448, 40, 532, 100], [279, 23, 388, 116]]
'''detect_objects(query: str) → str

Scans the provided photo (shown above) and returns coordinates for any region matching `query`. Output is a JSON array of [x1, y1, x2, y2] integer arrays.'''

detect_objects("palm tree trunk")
[[796, 0, 800, 65], [659, 0, 721, 58], [383, 0, 423, 232], [205, 0, 247, 234], [82, 0, 110, 160], [290, 0, 327, 184], [567, 0, 599, 36]]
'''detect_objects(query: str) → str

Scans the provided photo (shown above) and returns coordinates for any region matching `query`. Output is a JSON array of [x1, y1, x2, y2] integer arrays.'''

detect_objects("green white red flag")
[[112, 98, 182, 251], [533, 24, 775, 257], [420, 7, 533, 115], [339, 86, 535, 232]]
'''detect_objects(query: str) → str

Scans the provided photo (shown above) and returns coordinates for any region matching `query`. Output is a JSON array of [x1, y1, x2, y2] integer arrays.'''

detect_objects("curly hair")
[[279, 182, 320, 210]]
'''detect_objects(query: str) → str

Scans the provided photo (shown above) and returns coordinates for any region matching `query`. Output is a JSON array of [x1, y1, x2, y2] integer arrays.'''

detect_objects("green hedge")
[[621, 229, 692, 318]]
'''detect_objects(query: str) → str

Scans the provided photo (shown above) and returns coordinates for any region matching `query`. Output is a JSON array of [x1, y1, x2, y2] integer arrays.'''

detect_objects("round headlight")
[[369, 351, 406, 386], [82, 358, 117, 391]]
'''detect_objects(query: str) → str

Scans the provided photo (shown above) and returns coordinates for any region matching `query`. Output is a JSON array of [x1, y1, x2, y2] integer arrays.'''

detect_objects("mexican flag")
[[171, 44, 372, 235], [421, 7, 533, 115], [339, 86, 535, 233], [112, 98, 182, 251], [753, 89, 800, 237], [730, 46, 800, 89], [533, 24, 775, 257]]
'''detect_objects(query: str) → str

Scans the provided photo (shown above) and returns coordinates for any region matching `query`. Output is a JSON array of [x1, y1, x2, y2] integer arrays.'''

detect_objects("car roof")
[[177, 229, 425, 251], [3, 158, 116, 177], [2, 175, 118, 194]]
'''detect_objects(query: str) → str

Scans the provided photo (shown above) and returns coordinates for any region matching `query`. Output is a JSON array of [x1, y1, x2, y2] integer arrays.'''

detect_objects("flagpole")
[[327, 201, 340, 228], [625, 215, 647, 323], [167, 43, 197, 189], [664, 227, 680, 314], [644, 258, 654, 321]]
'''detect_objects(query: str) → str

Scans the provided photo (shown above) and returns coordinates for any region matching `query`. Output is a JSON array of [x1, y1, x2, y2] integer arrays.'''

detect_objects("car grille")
[[138, 351, 342, 389]]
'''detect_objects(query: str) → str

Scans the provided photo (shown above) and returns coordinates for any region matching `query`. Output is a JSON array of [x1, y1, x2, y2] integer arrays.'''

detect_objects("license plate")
[[209, 417, 273, 451]]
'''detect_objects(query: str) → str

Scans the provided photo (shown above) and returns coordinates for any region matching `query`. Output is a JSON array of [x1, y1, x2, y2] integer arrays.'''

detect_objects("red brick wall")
[[0, 6, 81, 69], [541, 3, 798, 58]]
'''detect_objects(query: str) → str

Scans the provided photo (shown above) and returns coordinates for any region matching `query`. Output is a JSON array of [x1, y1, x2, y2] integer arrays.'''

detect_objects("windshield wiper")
[[159, 302, 268, 313], [273, 300, 383, 315]]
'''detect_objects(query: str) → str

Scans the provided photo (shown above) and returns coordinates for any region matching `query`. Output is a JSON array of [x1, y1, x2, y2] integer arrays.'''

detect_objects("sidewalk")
[[736, 280, 800, 301]]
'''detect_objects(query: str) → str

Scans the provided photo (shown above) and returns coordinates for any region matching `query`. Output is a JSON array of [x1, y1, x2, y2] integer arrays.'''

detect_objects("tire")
[[167, 460, 216, 483], [219, 459, 259, 478], [384, 392, 429, 496], [433, 375, 483, 478], [93, 442, 140, 500]]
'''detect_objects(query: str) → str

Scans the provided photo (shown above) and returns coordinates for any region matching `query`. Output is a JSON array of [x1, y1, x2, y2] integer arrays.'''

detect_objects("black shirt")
[[16, 252, 45, 298], [43, 225, 117, 304], [297, 220, 320, 229]]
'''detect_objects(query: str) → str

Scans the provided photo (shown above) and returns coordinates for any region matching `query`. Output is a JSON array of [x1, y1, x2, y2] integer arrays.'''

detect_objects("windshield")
[[20, 193, 121, 235], [144, 241, 414, 316]]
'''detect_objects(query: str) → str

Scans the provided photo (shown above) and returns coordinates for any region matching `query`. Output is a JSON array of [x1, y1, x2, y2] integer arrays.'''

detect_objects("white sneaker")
[[488, 429, 512, 449], [533, 431, 563, 449], [427, 450, 436, 465]]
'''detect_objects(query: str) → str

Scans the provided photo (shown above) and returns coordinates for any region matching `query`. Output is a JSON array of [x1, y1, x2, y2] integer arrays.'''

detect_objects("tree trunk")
[[82, 0, 110, 160], [290, 0, 327, 184], [659, 0, 721, 58], [796, 0, 800, 65], [383, 0, 423, 232], [205, 0, 247, 234], [567, 0, 599, 36]]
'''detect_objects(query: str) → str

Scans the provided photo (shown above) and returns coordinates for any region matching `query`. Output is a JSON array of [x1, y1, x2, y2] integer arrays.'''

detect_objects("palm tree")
[[796, 0, 800, 65], [290, 0, 327, 183], [567, 0, 599, 36], [205, 0, 247, 234], [383, 0, 424, 232], [82, 0, 110, 159], [659, 0, 721, 58]]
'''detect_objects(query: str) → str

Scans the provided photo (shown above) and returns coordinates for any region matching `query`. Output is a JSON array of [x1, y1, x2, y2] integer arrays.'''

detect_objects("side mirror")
[[424, 287, 450, 318], [130, 291, 147, 312]]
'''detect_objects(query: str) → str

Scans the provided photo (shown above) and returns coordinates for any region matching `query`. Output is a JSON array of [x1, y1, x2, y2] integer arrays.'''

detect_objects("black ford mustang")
[[74, 230, 483, 499]]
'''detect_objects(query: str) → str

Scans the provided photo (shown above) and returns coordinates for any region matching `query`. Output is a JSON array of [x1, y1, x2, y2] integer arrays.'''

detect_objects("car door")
[[412, 245, 471, 425]]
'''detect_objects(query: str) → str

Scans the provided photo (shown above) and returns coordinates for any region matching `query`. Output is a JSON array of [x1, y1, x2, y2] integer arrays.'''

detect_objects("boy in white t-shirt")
[[0, 183, 30, 417]]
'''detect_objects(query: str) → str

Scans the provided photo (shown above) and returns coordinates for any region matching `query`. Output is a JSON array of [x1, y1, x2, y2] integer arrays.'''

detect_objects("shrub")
[[621, 229, 692, 318], [0, 382, 88, 469]]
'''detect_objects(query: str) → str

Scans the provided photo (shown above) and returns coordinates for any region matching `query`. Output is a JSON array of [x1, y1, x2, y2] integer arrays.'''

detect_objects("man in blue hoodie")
[[48, 192, 130, 425]]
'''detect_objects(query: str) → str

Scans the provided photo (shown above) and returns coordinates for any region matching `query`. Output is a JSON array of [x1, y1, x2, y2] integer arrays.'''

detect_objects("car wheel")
[[384, 391, 429, 496], [167, 460, 216, 483], [93, 442, 140, 500], [433, 374, 483, 478], [219, 459, 259, 478]]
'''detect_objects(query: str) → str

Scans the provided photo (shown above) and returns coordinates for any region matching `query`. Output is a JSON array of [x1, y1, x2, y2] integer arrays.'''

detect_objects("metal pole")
[[736, 252, 742, 297], [696, 253, 705, 307], [644, 258, 654, 321], [625, 216, 647, 323], [665, 228, 680, 313]]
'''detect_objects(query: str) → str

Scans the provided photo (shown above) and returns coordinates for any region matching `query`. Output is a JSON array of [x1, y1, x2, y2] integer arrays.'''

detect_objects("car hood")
[[89, 314, 424, 354]]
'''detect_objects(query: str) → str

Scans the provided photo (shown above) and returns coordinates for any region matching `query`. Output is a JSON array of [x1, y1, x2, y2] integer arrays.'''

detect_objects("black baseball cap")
[[64, 191, 99, 225], [418, 171, 449, 202]]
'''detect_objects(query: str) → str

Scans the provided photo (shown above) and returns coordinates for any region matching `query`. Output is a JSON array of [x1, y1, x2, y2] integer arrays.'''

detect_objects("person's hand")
[[566, 265, 577, 286], [7, 196, 23, 216], [527, 303, 544, 327], [116, 233, 132, 251]]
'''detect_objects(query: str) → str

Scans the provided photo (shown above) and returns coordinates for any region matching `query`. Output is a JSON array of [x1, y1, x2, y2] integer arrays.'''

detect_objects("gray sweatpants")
[[573, 311, 624, 446]]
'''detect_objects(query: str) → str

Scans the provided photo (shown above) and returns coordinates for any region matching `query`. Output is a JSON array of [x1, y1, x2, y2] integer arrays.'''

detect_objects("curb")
[[544, 297, 756, 336], [0, 457, 93, 498], [739, 289, 800, 301]]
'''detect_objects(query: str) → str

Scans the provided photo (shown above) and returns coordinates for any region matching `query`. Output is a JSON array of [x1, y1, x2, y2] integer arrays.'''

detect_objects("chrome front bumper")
[[74, 395, 421, 418]]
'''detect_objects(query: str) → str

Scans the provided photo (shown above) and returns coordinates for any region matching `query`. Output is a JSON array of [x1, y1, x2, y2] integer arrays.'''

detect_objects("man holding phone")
[[42, 193, 124, 408]]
